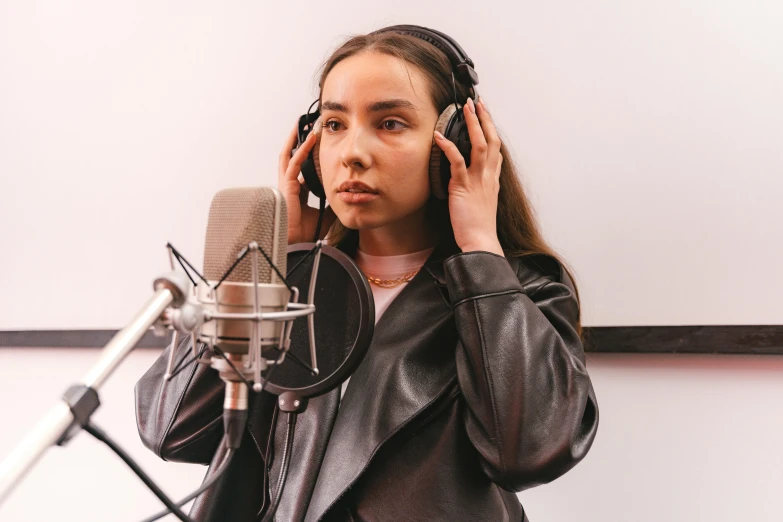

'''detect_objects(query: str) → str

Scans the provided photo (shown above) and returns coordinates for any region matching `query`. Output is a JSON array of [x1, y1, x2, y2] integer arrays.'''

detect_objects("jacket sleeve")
[[134, 337, 225, 464], [443, 250, 599, 492]]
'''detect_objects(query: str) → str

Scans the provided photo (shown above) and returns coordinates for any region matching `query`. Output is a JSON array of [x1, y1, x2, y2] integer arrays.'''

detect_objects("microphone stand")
[[0, 272, 190, 507], [0, 235, 332, 520]]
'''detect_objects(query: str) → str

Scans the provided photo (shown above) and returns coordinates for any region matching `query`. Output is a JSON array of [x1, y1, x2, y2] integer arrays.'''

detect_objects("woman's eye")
[[381, 119, 406, 131], [323, 120, 342, 132], [322, 119, 406, 132]]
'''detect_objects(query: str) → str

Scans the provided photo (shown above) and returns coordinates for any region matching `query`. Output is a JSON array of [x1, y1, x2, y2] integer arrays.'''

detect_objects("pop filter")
[[260, 242, 374, 399]]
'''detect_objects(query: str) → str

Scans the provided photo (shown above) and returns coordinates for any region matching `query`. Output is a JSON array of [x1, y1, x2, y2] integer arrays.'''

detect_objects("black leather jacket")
[[135, 238, 599, 521]]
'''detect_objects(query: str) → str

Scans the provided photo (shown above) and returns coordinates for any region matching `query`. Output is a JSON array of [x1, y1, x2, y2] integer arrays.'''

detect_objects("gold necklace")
[[366, 268, 421, 288]]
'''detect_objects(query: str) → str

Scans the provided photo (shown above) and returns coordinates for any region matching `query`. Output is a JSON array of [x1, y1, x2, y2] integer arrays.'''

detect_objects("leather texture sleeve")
[[134, 338, 225, 464], [443, 250, 599, 492]]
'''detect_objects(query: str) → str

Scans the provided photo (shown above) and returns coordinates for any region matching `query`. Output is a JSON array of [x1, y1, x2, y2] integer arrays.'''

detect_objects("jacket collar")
[[334, 228, 461, 287], [421, 235, 461, 287]]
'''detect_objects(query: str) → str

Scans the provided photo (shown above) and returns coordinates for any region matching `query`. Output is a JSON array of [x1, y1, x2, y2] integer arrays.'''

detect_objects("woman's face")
[[317, 51, 440, 231]]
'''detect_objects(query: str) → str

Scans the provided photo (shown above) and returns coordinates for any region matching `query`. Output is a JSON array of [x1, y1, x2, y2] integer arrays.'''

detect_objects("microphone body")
[[197, 280, 290, 357], [197, 187, 290, 447], [197, 279, 290, 420]]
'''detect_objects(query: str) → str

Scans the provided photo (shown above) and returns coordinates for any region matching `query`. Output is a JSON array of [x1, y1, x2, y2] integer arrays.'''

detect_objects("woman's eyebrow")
[[320, 99, 418, 113]]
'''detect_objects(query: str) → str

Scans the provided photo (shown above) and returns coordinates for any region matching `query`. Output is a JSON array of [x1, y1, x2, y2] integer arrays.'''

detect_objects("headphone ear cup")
[[299, 116, 326, 200], [430, 104, 472, 200], [429, 105, 457, 200]]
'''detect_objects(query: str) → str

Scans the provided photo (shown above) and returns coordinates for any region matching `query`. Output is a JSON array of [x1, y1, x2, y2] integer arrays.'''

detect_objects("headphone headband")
[[369, 25, 479, 89]]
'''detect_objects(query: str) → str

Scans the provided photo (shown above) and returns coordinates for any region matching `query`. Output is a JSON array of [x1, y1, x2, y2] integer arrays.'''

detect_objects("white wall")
[[1, 0, 781, 329], [1, 349, 781, 522], [1, 1, 782, 521]]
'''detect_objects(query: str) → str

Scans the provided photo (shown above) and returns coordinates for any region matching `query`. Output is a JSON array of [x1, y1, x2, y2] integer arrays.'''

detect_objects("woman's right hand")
[[278, 122, 337, 244]]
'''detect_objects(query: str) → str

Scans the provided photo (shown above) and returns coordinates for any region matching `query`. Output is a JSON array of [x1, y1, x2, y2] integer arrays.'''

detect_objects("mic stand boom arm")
[[0, 272, 191, 506]]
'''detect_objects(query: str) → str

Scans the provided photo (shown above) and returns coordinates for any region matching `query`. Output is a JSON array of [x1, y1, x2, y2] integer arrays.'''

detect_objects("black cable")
[[256, 404, 280, 519], [267, 345, 316, 376], [166, 342, 208, 381], [213, 243, 294, 295], [312, 198, 326, 242], [279, 350, 317, 376], [211, 345, 254, 390], [260, 412, 297, 522], [167, 351, 198, 380], [306, 98, 319, 120], [212, 245, 251, 291], [83, 423, 193, 522], [167, 243, 209, 286], [254, 244, 295, 293], [169, 249, 197, 287], [139, 444, 237, 522], [286, 242, 319, 278]]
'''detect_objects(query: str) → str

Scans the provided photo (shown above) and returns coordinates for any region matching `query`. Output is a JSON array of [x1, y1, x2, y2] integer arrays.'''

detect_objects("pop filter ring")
[[259, 242, 375, 399]]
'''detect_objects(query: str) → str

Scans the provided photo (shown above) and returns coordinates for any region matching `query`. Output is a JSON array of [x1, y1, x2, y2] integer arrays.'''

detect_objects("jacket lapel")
[[304, 239, 461, 522]]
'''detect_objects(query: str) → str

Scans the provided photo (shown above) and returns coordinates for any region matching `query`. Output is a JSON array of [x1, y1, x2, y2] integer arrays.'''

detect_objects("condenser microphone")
[[196, 187, 290, 446], [153, 185, 376, 521], [158, 185, 375, 450]]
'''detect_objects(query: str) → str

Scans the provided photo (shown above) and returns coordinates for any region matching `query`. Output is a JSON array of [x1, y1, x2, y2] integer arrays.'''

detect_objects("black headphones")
[[292, 24, 480, 202]]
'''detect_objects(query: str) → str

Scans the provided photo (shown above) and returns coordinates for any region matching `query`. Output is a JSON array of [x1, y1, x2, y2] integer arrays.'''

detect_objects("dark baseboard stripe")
[[0, 330, 169, 349], [0, 326, 781, 354], [582, 325, 783, 355]]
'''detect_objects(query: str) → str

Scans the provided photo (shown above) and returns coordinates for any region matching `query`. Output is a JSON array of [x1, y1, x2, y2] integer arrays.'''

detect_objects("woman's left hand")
[[434, 97, 504, 256]]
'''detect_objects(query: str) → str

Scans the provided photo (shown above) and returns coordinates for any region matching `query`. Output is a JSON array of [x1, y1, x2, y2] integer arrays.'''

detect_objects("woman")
[[136, 25, 599, 522]]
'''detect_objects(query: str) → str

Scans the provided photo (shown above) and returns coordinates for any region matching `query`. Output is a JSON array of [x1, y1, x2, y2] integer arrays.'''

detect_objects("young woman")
[[136, 25, 599, 522]]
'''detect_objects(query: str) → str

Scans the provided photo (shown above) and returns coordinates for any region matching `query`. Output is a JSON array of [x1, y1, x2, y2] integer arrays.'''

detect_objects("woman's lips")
[[338, 191, 379, 204]]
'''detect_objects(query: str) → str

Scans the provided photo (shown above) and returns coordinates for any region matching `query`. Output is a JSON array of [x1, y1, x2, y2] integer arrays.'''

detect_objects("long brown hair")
[[314, 31, 585, 342]]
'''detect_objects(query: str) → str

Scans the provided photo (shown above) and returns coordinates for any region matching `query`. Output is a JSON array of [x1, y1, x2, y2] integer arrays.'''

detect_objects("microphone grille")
[[203, 187, 288, 283]]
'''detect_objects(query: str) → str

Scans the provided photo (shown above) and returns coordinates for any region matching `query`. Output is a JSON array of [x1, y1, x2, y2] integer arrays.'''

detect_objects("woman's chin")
[[336, 213, 385, 231], [338, 218, 376, 231], [334, 206, 381, 230]]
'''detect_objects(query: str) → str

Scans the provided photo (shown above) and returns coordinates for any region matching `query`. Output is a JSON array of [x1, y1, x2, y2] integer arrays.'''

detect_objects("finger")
[[297, 173, 310, 205], [278, 124, 300, 177], [463, 98, 487, 173], [285, 131, 317, 182], [434, 130, 468, 182], [476, 98, 502, 172]]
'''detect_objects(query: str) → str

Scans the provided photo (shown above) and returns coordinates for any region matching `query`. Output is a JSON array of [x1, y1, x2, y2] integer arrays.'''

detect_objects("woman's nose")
[[339, 126, 372, 171]]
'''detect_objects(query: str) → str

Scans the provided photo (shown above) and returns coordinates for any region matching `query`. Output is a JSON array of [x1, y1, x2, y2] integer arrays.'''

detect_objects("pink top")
[[339, 245, 436, 399]]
